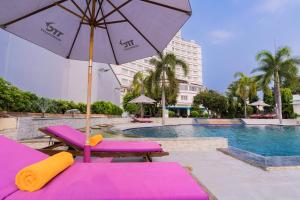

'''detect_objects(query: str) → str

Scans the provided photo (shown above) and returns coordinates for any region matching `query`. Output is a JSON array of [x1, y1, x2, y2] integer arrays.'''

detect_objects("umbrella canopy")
[[0, 0, 191, 162], [129, 94, 155, 118], [249, 100, 270, 107], [0, 0, 191, 64], [129, 94, 156, 104]]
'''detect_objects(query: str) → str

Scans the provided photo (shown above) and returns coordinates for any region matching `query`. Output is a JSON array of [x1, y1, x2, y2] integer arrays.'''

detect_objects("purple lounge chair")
[[39, 125, 168, 161], [0, 136, 209, 200]]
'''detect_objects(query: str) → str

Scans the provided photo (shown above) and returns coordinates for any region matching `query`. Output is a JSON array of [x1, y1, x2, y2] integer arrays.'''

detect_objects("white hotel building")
[[111, 31, 204, 116]]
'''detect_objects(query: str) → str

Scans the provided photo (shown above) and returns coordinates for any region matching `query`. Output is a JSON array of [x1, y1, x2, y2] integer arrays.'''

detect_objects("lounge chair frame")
[[38, 128, 169, 162]]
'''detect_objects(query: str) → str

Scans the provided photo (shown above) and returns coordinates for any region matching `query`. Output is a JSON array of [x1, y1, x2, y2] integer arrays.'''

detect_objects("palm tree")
[[252, 46, 300, 124], [149, 53, 188, 125], [131, 72, 145, 95], [234, 72, 257, 118]]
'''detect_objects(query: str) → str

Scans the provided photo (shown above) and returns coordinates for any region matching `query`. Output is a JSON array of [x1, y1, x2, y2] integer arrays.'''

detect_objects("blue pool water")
[[124, 125, 300, 156]]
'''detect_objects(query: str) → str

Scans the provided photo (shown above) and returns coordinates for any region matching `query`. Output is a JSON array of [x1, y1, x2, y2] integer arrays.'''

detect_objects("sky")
[[182, 0, 300, 93]]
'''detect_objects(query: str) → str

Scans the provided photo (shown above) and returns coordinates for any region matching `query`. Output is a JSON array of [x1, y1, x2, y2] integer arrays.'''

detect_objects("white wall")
[[293, 95, 300, 116], [0, 30, 121, 105]]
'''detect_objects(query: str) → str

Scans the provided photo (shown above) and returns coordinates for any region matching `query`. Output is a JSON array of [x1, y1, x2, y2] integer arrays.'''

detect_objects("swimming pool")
[[124, 125, 300, 156]]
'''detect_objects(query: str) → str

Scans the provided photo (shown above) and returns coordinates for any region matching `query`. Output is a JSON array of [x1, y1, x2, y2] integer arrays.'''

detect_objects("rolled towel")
[[89, 134, 103, 146], [15, 152, 74, 192]]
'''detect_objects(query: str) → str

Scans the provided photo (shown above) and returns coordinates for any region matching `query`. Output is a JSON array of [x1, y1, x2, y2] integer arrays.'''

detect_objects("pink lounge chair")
[[249, 114, 262, 119], [131, 117, 153, 123], [262, 113, 277, 119], [39, 125, 168, 161], [0, 136, 209, 200]]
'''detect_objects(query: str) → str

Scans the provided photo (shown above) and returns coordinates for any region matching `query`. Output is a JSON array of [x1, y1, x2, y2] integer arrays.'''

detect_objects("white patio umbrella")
[[249, 100, 270, 111], [129, 94, 156, 118], [0, 0, 191, 162]]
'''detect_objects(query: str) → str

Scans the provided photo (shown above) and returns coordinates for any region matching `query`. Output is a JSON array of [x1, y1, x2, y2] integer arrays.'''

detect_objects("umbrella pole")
[[84, 0, 96, 163], [141, 104, 144, 118]]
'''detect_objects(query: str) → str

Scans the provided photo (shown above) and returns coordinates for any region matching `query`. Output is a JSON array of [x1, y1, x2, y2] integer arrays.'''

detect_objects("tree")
[[193, 90, 228, 118], [281, 88, 295, 119], [263, 87, 275, 113], [131, 72, 145, 96], [233, 72, 257, 118], [122, 92, 140, 115], [149, 53, 188, 125], [284, 76, 300, 94], [253, 46, 300, 124]]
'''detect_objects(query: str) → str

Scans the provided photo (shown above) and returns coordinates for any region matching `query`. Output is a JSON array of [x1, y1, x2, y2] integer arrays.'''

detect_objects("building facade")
[[292, 95, 300, 118], [112, 31, 204, 116]]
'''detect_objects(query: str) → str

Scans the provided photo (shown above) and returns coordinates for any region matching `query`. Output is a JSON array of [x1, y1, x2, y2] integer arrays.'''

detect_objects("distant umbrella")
[[249, 100, 270, 111], [249, 100, 270, 107], [129, 94, 156, 104], [0, 0, 191, 162], [129, 94, 155, 118]]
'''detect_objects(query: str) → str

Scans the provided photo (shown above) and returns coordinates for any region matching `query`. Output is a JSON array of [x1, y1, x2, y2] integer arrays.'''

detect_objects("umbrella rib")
[[56, 4, 87, 22], [66, 0, 91, 59], [100, 3, 119, 65], [98, 20, 127, 25], [106, 0, 161, 54], [70, 0, 90, 21], [1, 0, 68, 28], [85, 0, 93, 19], [96, 0, 132, 24], [140, 0, 192, 16], [95, 0, 104, 22]]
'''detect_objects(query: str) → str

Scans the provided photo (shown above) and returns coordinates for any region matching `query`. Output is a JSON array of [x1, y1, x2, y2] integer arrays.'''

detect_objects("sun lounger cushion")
[[91, 140, 162, 152], [7, 162, 209, 200], [45, 125, 163, 152], [89, 134, 103, 146], [16, 152, 74, 192], [45, 125, 86, 148], [0, 136, 48, 200]]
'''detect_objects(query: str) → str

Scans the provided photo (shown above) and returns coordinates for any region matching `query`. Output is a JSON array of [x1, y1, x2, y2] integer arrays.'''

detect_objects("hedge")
[[190, 110, 200, 118], [0, 77, 123, 116]]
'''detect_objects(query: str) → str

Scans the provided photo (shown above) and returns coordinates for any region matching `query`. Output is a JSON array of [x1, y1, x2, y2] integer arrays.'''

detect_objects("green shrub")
[[168, 110, 175, 118], [203, 113, 209, 118], [281, 88, 295, 119], [122, 92, 140, 114], [77, 103, 87, 114], [91, 101, 123, 115], [190, 110, 200, 118], [0, 77, 123, 116]]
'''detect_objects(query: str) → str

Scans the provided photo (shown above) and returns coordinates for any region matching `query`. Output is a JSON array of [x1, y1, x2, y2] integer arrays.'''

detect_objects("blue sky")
[[182, 0, 300, 93]]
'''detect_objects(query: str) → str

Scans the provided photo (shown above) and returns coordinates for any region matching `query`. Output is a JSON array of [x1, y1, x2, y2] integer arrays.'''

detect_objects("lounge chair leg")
[[144, 155, 152, 162]]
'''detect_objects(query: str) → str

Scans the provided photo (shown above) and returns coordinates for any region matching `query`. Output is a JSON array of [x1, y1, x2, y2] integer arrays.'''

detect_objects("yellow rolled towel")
[[89, 134, 103, 146], [15, 152, 74, 192]]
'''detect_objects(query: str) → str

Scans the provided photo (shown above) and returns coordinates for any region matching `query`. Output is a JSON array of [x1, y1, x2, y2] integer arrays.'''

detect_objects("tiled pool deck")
[[3, 118, 300, 199], [154, 150, 300, 200]]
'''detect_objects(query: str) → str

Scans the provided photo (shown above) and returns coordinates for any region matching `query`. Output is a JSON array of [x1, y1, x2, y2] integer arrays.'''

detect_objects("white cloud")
[[209, 30, 234, 44], [256, 0, 299, 14]]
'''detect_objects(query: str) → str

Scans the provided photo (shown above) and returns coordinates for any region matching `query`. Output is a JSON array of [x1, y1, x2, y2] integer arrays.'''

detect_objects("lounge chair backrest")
[[0, 136, 47, 200], [45, 125, 86, 149]]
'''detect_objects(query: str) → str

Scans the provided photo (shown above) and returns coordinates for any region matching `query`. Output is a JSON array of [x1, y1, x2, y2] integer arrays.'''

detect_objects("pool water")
[[124, 125, 300, 156]]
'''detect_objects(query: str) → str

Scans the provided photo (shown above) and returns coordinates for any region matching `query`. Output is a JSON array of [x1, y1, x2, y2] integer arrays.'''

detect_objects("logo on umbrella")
[[41, 22, 64, 41], [120, 39, 138, 50]]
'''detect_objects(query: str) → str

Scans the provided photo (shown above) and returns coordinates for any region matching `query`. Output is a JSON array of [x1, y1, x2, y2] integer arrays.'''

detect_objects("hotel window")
[[189, 86, 198, 91], [181, 95, 188, 101]]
